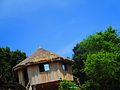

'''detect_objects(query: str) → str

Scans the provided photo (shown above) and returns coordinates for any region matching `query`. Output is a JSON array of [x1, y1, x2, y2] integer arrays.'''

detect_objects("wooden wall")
[[27, 62, 73, 85], [18, 70, 25, 86], [59, 64, 73, 81]]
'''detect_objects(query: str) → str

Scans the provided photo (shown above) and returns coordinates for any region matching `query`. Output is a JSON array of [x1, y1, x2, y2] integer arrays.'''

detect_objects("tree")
[[72, 26, 120, 89], [0, 47, 26, 84]]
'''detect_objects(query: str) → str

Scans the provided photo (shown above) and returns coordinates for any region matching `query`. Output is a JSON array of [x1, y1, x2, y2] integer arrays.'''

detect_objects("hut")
[[13, 48, 73, 90]]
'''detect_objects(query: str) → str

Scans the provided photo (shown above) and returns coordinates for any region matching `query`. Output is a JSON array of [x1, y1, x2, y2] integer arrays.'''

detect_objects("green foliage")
[[73, 26, 120, 90], [0, 47, 26, 84], [59, 80, 80, 90], [84, 52, 120, 90]]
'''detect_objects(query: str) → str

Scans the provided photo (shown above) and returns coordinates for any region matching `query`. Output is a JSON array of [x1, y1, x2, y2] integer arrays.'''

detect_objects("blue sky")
[[0, 0, 120, 57]]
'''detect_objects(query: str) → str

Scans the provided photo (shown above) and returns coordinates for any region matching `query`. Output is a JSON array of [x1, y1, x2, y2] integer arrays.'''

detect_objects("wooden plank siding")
[[27, 62, 73, 85], [18, 70, 25, 86], [59, 64, 73, 81]]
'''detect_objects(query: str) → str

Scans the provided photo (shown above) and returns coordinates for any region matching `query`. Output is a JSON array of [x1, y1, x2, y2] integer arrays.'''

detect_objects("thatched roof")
[[13, 48, 73, 70]]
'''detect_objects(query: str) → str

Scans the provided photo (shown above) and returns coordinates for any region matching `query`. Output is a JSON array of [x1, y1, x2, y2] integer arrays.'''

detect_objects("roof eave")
[[13, 57, 74, 71]]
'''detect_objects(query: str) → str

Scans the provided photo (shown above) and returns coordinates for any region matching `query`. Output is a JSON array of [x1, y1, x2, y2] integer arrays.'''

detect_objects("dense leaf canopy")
[[73, 26, 120, 90], [0, 47, 26, 84]]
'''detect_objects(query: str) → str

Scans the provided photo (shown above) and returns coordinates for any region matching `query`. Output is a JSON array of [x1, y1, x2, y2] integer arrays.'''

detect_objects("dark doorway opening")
[[23, 68, 29, 86]]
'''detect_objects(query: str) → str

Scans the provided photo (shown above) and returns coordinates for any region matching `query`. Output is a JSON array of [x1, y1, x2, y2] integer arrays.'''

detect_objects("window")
[[44, 64, 50, 71], [62, 63, 67, 71], [39, 63, 50, 72]]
